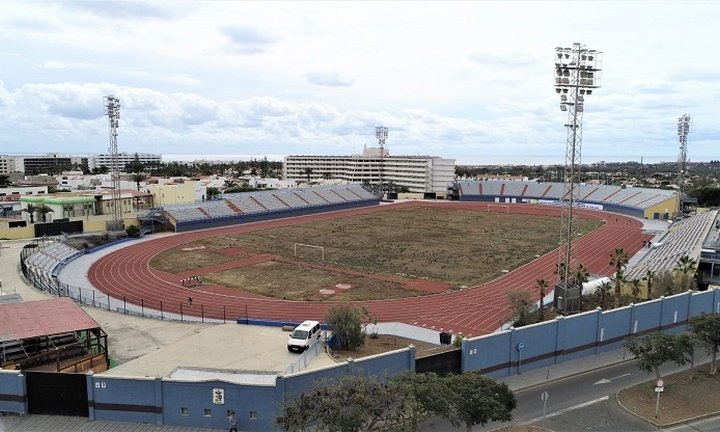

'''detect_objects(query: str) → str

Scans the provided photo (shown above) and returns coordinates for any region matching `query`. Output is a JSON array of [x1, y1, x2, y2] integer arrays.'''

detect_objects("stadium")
[[7, 180, 720, 431]]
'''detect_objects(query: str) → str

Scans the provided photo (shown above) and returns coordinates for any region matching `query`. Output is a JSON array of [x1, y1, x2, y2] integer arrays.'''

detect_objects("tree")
[[625, 333, 687, 380], [304, 167, 313, 182], [689, 313, 720, 375], [37, 204, 54, 222], [675, 255, 697, 275], [676, 332, 698, 381], [325, 304, 365, 350], [596, 281, 612, 309], [131, 173, 145, 191], [573, 263, 590, 285], [609, 248, 629, 307], [281, 372, 515, 432], [206, 186, 220, 200], [645, 269, 656, 299], [125, 224, 140, 238], [222, 179, 238, 191], [445, 372, 516, 431], [22, 203, 37, 223], [536, 279, 548, 321], [630, 279, 641, 303], [0, 174, 11, 187], [505, 290, 533, 327]]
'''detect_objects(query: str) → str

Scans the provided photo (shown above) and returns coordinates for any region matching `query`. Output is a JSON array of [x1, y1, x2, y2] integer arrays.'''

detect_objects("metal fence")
[[285, 332, 329, 375]]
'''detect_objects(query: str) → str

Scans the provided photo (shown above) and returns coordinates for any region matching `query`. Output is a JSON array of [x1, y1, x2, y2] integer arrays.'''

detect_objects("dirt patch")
[[203, 261, 423, 301], [330, 334, 457, 360], [492, 427, 550, 432], [150, 206, 602, 300], [150, 245, 250, 274], [617, 364, 720, 426]]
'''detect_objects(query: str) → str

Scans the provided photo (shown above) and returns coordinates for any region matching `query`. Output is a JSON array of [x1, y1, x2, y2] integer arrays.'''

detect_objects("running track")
[[89, 202, 652, 337]]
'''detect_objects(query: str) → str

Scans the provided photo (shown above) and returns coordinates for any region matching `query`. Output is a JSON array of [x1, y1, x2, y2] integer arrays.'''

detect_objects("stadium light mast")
[[553, 43, 602, 313], [676, 114, 692, 215], [104, 95, 123, 231], [375, 126, 389, 194]]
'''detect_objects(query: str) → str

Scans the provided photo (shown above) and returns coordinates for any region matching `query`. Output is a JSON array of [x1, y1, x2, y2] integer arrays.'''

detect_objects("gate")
[[26, 371, 89, 416], [415, 349, 462, 375]]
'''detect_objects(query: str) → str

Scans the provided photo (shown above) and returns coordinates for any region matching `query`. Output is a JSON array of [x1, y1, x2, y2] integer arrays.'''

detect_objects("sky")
[[0, 1, 719, 165]]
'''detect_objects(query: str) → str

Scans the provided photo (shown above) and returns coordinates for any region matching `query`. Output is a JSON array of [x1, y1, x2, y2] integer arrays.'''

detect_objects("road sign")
[[656, 379, 664, 387], [541, 391, 549, 401], [655, 386, 664, 392], [517, 342, 525, 351]]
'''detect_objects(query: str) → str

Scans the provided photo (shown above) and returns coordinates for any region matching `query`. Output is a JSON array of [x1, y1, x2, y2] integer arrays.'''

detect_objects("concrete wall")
[[463, 289, 720, 378]]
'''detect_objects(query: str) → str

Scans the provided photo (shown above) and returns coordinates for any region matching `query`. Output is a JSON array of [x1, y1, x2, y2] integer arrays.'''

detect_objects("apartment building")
[[283, 147, 455, 193]]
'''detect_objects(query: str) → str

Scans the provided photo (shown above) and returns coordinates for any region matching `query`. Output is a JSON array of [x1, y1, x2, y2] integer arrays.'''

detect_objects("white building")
[[0, 153, 162, 174], [90, 153, 161, 171], [283, 147, 455, 193]]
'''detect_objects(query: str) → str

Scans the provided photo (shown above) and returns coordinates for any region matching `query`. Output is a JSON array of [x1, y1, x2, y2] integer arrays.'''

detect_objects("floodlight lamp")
[[586, 90, 592, 95], [560, 105, 568, 111]]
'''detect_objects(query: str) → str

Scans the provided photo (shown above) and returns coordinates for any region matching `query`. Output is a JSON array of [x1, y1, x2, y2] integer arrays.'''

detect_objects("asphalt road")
[[422, 354, 716, 431]]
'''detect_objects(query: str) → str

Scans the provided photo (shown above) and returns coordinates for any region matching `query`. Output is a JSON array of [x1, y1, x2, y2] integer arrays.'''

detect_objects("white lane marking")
[[545, 396, 610, 419]]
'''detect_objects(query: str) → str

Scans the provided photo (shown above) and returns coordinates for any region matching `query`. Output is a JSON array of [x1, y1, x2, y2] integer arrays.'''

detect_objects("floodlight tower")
[[676, 114, 692, 215], [104, 95, 123, 231], [553, 43, 602, 312], [375, 126, 389, 193]]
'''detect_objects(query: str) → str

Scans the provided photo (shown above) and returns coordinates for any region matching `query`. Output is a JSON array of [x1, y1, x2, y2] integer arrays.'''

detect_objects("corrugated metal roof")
[[0, 297, 100, 341]]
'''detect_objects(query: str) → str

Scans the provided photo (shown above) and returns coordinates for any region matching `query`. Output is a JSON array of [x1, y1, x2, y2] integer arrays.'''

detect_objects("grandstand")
[[164, 184, 381, 232], [451, 180, 678, 219], [23, 241, 83, 278], [625, 210, 717, 280]]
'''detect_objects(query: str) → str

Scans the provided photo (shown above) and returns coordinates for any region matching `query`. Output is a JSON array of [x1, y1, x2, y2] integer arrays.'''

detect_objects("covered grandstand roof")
[[0, 298, 100, 342]]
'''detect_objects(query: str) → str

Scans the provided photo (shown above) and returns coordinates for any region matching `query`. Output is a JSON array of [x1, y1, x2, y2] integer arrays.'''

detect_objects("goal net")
[[294, 243, 325, 261]]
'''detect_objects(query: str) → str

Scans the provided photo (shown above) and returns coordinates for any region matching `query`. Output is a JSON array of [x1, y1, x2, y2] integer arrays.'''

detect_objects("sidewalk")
[[498, 346, 632, 391]]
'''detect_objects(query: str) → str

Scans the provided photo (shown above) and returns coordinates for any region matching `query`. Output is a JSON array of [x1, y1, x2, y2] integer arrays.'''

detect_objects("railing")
[[285, 332, 328, 375]]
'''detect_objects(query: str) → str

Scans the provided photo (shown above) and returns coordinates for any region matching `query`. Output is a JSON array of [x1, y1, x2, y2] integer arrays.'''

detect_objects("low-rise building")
[[147, 180, 205, 206]]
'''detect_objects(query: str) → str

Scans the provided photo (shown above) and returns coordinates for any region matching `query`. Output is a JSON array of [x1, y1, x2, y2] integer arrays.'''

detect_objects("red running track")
[[88, 202, 651, 337]]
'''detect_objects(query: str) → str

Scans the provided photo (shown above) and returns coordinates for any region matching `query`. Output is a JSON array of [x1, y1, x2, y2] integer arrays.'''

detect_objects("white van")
[[287, 320, 322, 352]]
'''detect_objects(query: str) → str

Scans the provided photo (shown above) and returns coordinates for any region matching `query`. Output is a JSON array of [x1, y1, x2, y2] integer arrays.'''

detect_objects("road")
[[422, 354, 716, 431]]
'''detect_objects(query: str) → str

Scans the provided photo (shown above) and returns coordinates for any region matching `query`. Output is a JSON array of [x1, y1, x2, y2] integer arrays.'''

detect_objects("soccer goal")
[[294, 243, 325, 261], [486, 204, 510, 214]]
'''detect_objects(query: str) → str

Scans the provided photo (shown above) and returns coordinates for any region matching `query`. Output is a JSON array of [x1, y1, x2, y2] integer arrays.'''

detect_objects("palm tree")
[[630, 279, 641, 303], [573, 264, 590, 285], [536, 279, 548, 321], [132, 173, 145, 191], [675, 255, 697, 275], [645, 269, 656, 299], [37, 204, 54, 222], [303, 167, 313, 182], [22, 203, 37, 223], [222, 179, 238, 191], [597, 281, 612, 309], [609, 248, 629, 307]]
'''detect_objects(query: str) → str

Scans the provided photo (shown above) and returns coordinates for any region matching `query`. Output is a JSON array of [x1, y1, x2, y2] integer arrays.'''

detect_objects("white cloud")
[[0, 1, 719, 163], [305, 71, 355, 87]]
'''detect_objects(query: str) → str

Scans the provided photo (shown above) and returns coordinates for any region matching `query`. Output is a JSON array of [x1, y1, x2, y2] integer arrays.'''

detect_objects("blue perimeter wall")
[[462, 289, 720, 377], [173, 199, 381, 232], [2, 291, 720, 429]]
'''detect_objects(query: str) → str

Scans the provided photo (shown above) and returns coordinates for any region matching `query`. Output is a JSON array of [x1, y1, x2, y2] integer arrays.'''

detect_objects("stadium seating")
[[25, 241, 84, 278], [626, 210, 718, 279], [454, 180, 676, 217], [164, 185, 381, 230]]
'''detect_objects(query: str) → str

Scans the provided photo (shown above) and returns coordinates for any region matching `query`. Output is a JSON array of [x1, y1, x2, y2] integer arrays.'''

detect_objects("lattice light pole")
[[676, 114, 692, 215], [553, 43, 602, 312], [104, 95, 123, 231], [375, 126, 389, 193]]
